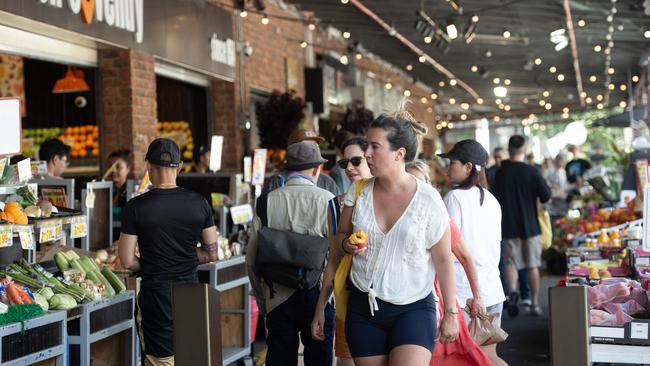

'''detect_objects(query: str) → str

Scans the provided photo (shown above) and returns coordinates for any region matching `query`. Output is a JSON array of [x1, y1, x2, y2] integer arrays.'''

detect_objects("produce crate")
[[0, 310, 66, 365], [67, 291, 136, 366]]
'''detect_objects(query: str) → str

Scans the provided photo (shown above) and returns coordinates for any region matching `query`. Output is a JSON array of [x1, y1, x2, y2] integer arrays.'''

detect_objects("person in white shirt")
[[438, 139, 508, 366], [311, 107, 458, 366], [547, 154, 569, 217]]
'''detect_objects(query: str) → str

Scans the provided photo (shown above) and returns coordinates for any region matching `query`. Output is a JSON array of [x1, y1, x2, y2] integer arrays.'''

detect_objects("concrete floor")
[[244, 275, 560, 366]]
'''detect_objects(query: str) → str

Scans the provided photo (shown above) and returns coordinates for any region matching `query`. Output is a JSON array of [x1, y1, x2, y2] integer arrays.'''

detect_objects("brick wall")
[[99, 49, 157, 176], [212, 79, 244, 172]]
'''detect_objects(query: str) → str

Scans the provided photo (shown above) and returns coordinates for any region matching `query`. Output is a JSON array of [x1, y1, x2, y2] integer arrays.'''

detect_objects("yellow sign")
[[0, 226, 11, 248], [39, 224, 62, 243], [71, 222, 87, 239]]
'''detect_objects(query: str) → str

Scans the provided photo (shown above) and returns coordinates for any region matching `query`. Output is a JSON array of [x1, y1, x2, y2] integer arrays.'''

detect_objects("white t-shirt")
[[444, 187, 506, 308], [343, 177, 449, 315]]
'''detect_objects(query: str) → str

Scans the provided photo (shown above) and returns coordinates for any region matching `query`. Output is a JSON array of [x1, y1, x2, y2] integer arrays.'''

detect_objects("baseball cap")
[[438, 139, 489, 168], [287, 129, 325, 146], [284, 141, 328, 171], [145, 138, 181, 167]]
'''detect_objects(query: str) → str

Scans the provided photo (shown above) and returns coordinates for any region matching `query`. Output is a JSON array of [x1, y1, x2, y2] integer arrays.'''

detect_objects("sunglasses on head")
[[337, 156, 365, 169]]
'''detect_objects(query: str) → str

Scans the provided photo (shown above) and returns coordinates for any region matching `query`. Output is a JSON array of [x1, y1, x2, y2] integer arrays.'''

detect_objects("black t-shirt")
[[493, 160, 552, 239], [121, 187, 214, 281]]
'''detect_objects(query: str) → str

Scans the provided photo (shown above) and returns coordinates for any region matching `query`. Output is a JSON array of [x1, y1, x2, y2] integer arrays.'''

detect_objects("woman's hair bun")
[[391, 97, 428, 136]]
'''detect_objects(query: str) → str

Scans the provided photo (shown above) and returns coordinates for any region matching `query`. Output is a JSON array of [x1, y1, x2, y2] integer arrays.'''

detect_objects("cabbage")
[[36, 287, 55, 300], [33, 293, 49, 311], [48, 294, 77, 310]]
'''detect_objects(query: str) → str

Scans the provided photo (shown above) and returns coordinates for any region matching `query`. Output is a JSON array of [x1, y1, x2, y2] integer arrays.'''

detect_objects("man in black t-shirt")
[[119, 138, 218, 365], [493, 135, 551, 317]]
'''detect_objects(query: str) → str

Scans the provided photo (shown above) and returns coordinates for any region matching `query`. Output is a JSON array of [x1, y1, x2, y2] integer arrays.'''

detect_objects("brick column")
[[99, 49, 157, 176], [212, 79, 243, 172]]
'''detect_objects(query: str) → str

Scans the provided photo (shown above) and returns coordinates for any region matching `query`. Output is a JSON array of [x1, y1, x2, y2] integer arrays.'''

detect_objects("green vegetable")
[[0, 165, 15, 185], [69, 259, 85, 273], [48, 294, 77, 310], [36, 287, 54, 300], [54, 252, 69, 272], [80, 257, 100, 273], [101, 268, 126, 294], [94, 271, 115, 297], [17, 186, 37, 207], [33, 293, 49, 311], [85, 271, 101, 285], [66, 251, 80, 260]]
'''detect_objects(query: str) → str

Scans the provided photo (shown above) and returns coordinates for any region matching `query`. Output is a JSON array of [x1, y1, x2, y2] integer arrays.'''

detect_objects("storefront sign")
[[38, 0, 144, 43], [1, 0, 235, 79], [251, 149, 267, 186]]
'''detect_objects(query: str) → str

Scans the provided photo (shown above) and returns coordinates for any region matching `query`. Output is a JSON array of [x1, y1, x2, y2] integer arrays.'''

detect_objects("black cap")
[[438, 139, 489, 168], [145, 138, 181, 167]]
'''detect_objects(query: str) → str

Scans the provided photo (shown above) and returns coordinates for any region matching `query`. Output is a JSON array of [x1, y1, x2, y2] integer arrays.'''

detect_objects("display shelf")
[[0, 186, 22, 196], [198, 256, 251, 365], [0, 310, 66, 366], [591, 343, 650, 364], [67, 291, 137, 366]]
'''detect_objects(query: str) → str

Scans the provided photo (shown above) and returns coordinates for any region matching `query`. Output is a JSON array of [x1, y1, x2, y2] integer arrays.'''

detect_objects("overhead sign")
[[38, 0, 144, 43]]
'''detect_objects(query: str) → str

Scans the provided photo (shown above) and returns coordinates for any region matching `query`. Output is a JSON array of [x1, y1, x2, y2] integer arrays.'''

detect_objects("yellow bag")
[[334, 179, 367, 321], [538, 202, 552, 250]]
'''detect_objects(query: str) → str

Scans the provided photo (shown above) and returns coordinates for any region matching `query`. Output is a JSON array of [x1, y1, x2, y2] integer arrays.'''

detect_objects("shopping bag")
[[333, 179, 367, 322], [467, 308, 509, 346], [538, 202, 552, 250]]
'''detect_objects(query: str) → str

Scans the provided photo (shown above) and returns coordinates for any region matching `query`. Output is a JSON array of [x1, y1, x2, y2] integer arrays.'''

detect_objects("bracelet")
[[444, 308, 459, 315], [341, 237, 352, 255]]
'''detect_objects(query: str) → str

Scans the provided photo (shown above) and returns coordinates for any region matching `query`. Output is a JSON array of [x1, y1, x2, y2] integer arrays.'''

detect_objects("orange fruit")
[[92, 148, 99, 157], [4, 212, 15, 224], [4, 202, 21, 215], [14, 211, 27, 225], [78, 149, 88, 157]]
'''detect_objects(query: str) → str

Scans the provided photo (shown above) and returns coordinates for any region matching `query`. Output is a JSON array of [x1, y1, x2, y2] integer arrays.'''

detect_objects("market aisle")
[[497, 274, 559, 366]]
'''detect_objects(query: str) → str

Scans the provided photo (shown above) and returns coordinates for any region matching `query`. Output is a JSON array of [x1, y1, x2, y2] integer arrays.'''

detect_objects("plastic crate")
[[0, 311, 66, 365]]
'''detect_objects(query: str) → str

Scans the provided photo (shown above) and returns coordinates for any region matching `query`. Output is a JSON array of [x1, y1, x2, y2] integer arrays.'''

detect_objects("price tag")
[[637, 257, 650, 266], [0, 226, 12, 248], [39, 224, 61, 243], [18, 231, 33, 250], [230, 204, 253, 225], [71, 221, 87, 239], [16, 158, 32, 183], [251, 149, 267, 186], [85, 187, 95, 209], [0, 158, 7, 178]]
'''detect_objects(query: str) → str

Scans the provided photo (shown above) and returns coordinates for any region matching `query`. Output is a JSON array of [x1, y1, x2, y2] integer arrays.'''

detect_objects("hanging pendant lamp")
[[52, 65, 90, 94]]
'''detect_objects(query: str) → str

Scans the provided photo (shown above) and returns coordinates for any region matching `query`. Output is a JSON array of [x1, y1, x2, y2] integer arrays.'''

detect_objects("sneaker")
[[528, 305, 543, 316], [521, 299, 532, 307], [507, 292, 520, 317]]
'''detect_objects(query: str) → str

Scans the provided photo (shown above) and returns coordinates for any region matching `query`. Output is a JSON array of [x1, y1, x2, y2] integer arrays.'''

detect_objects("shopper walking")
[[312, 110, 458, 366], [263, 128, 340, 196], [248, 140, 337, 366], [486, 147, 506, 190], [439, 140, 507, 365], [331, 136, 373, 366], [118, 138, 219, 366], [407, 159, 494, 366], [493, 135, 551, 317]]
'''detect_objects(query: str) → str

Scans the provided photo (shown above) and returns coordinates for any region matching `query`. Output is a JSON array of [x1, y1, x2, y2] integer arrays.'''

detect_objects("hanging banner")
[[251, 149, 267, 186]]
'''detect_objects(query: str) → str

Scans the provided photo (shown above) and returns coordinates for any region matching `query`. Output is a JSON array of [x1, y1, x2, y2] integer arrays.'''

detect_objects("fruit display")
[[58, 125, 100, 159], [553, 207, 640, 251], [0, 187, 52, 224], [22, 128, 62, 158], [0, 202, 28, 225], [157, 121, 193, 161], [348, 230, 368, 249]]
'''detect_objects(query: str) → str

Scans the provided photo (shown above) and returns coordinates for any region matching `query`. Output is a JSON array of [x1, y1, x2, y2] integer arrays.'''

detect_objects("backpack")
[[254, 190, 338, 294]]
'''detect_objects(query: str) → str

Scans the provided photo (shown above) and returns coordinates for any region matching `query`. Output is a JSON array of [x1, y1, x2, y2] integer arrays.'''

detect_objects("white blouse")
[[342, 177, 449, 315]]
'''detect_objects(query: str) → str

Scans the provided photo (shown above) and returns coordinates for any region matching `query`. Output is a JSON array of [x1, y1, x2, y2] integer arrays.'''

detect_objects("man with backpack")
[[246, 140, 338, 365]]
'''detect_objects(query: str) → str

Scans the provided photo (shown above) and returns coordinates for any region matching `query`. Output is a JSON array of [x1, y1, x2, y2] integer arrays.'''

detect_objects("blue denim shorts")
[[345, 286, 437, 357]]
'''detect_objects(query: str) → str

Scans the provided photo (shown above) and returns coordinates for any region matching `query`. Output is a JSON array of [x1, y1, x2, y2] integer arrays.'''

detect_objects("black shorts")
[[344, 286, 437, 357]]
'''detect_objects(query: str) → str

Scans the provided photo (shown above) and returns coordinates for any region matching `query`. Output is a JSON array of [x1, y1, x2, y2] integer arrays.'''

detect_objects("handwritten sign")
[[70, 216, 87, 239], [230, 204, 253, 225], [17, 158, 32, 183], [251, 149, 267, 186], [14, 225, 34, 250], [39, 224, 62, 243]]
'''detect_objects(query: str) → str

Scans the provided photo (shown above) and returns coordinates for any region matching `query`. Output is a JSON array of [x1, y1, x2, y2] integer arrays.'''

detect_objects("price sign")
[[230, 204, 253, 225], [0, 225, 11, 248], [17, 226, 34, 249], [70, 220, 87, 239], [17, 158, 31, 183], [39, 224, 61, 243], [251, 149, 267, 186], [0, 158, 7, 178]]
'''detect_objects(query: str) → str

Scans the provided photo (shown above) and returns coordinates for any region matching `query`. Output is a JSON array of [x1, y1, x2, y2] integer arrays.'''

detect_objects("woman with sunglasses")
[[331, 137, 373, 366], [312, 104, 458, 366]]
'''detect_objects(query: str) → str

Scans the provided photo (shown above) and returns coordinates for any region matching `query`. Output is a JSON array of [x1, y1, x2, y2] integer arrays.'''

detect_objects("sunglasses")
[[337, 156, 365, 169]]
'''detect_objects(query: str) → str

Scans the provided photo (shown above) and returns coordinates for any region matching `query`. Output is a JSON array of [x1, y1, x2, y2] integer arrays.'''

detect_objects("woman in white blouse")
[[312, 110, 458, 366]]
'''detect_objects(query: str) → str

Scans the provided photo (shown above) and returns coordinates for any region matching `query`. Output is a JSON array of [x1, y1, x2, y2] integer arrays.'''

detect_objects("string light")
[[549, 66, 557, 73], [419, 55, 427, 63], [594, 45, 602, 52], [261, 15, 269, 25], [596, 94, 603, 101], [448, 97, 456, 104], [472, 15, 479, 23], [450, 79, 458, 86], [493, 116, 501, 122], [460, 114, 468, 120], [355, 52, 363, 60], [343, 31, 351, 39], [539, 100, 546, 106], [471, 65, 479, 72], [542, 90, 550, 97], [620, 84, 627, 91], [430, 92, 438, 100], [421, 97, 428, 104], [504, 79, 511, 86], [596, 103, 604, 109], [424, 36, 432, 44], [477, 98, 484, 104], [493, 77, 500, 84], [461, 102, 470, 110], [633, 75, 640, 83], [340, 55, 349, 65], [557, 74, 565, 81], [385, 82, 392, 90], [608, 83, 615, 90], [495, 98, 503, 105], [300, 41, 308, 48], [545, 103, 552, 110], [578, 19, 586, 27], [406, 64, 413, 71], [308, 22, 316, 31], [585, 97, 593, 103], [504, 105, 511, 111], [619, 101, 627, 108], [503, 29, 511, 38], [439, 81, 446, 88], [534, 58, 542, 65], [448, 122, 455, 128], [589, 75, 597, 82], [403, 89, 411, 97], [608, 67, 615, 74], [341, 0, 349, 4], [562, 107, 570, 113], [239, 10, 248, 18]]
